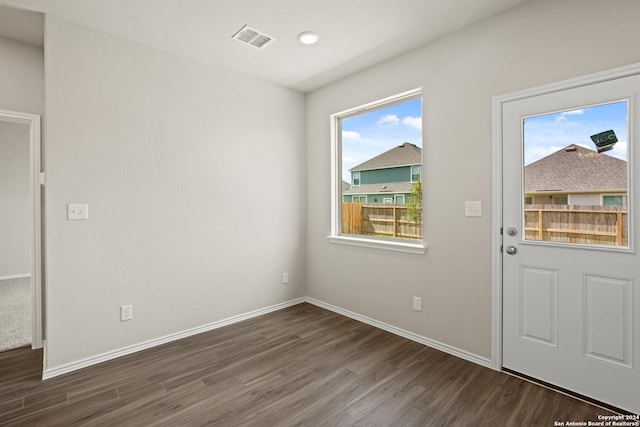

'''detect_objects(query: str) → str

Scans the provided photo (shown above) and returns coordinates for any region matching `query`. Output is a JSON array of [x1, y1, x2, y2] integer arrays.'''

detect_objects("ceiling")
[[0, 0, 528, 92]]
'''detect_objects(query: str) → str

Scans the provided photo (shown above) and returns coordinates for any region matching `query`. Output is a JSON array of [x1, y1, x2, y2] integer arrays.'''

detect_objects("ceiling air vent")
[[232, 25, 274, 49]]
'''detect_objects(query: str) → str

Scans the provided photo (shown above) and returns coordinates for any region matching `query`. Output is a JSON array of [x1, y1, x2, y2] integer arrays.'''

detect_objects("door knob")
[[505, 245, 518, 255]]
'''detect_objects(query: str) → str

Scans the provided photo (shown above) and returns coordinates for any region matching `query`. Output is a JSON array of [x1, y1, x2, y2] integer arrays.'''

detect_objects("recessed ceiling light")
[[298, 31, 319, 45]]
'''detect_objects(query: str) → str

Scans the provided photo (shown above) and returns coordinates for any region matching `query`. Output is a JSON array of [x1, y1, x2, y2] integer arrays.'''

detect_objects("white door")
[[501, 71, 640, 414]]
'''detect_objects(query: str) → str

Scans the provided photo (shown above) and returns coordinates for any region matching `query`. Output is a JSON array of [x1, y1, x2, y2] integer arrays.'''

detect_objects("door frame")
[[491, 62, 640, 370], [0, 109, 43, 349]]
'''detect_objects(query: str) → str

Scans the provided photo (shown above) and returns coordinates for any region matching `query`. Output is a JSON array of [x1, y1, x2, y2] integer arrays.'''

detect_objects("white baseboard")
[[305, 297, 494, 370], [42, 295, 493, 380], [0, 273, 32, 281], [42, 297, 306, 380]]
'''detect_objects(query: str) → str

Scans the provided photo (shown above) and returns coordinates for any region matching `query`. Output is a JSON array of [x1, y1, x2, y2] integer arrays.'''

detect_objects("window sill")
[[327, 235, 427, 254]]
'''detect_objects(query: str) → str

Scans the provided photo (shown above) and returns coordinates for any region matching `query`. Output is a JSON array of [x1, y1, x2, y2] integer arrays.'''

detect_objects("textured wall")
[[44, 17, 306, 369], [0, 121, 30, 277], [0, 36, 43, 115], [306, 0, 640, 360]]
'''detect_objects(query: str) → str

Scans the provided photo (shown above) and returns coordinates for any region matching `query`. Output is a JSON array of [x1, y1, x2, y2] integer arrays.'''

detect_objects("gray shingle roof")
[[350, 142, 421, 171], [343, 182, 415, 195], [525, 144, 627, 193]]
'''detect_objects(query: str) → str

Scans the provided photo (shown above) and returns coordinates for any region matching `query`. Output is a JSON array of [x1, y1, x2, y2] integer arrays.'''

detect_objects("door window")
[[522, 101, 629, 247]]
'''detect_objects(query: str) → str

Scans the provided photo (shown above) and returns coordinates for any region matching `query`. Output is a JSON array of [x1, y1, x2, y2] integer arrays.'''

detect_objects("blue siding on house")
[[345, 163, 421, 204], [356, 166, 410, 185]]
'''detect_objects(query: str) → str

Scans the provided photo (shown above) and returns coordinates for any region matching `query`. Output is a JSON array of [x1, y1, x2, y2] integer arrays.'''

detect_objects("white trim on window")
[[352, 195, 367, 203], [329, 88, 425, 254], [394, 194, 405, 204], [410, 165, 422, 183], [602, 194, 627, 206], [352, 171, 361, 187], [328, 235, 426, 254]]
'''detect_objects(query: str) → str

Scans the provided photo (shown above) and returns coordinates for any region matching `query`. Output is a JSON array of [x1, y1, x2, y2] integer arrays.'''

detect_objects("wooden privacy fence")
[[342, 203, 422, 239], [524, 205, 628, 246]]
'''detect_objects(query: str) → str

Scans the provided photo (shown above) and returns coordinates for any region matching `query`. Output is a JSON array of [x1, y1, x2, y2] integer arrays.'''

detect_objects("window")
[[603, 195, 625, 206], [524, 197, 533, 205], [352, 171, 361, 186], [330, 89, 425, 253], [523, 101, 629, 248], [410, 165, 422, 183], [552, 195, 568, 205]]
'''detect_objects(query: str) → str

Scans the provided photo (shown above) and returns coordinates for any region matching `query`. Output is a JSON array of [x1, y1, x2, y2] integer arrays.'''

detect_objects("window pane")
[[411, 165, 422, 183], [523, 101, 629, 247], [603, 195, 624, 206], [352, 171, 360, 186], [340, 96, 422, 240]]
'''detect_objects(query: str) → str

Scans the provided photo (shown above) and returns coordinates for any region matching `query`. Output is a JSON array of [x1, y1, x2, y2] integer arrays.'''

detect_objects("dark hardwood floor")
[[0, 303, 613, 426]]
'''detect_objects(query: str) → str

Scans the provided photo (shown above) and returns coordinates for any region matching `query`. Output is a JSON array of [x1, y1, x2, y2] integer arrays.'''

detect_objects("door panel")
[[520, 266, 558, 346], [502, 73, 640, 414], [583, 274, 633, 368]]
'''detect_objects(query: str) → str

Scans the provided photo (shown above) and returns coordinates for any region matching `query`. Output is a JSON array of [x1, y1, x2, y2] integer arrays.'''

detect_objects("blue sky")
[[341, 98, 422, 183], [524, 100, 628, 165]]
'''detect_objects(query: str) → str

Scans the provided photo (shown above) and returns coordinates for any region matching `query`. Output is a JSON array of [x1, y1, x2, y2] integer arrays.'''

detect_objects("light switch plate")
[[465, 201, 482, 217], [121, 305, 133, 321], [68, 203, 89, 220]]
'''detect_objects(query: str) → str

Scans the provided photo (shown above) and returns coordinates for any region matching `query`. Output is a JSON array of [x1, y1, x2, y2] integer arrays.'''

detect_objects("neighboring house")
[[525, 144, 627, 206], [343, 142, 421, 204]]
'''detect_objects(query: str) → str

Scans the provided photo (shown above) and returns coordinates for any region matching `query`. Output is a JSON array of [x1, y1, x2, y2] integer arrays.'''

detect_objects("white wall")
[[0, 36, 44, 115], [306, 0, 640, 359], [43, 17, 306, 369], [0, 121, 31, 277]]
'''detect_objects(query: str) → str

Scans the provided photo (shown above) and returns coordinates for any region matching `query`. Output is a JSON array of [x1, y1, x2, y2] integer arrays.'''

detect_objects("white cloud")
[[555, 109, 585, 122], [607, 140, 628, 161], [342, 130, 360, 139], [525, 145, 566, 165], [402, 116, 422, 130], [377, 114, 400, 126]]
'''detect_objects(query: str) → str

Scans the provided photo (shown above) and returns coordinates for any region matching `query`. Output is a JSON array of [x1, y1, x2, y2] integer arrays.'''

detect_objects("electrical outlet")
[[121, 305, 133, 321], [413, 296, 422, 311], [282, 273, 289, 284], [67, 203, 89, 220]]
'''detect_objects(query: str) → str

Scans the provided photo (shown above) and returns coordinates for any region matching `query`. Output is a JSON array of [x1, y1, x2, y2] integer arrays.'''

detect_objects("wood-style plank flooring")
[[0, 303, 613, 426]]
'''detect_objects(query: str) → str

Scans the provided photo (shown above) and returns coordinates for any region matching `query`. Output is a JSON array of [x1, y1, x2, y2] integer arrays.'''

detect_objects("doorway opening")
[[0, 109, 43, 352]]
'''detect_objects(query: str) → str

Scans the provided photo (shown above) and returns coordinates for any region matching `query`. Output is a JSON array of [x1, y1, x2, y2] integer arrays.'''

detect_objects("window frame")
[[328, 88, 426, 254], [410, 165, 422, 183], [552, 195, 568, 205], [352, 195, 367, 203], [352, 171, 361, 187], [602, 194, 627, 206]]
